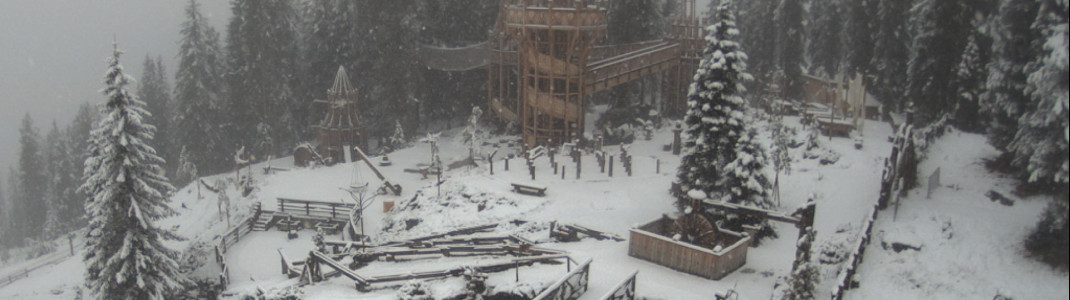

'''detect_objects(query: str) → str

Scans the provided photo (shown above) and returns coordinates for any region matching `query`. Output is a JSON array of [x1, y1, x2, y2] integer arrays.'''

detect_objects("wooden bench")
[[316, 220, 343, 235], [511, 182, 547, 197], [277, 217, 303, 231]]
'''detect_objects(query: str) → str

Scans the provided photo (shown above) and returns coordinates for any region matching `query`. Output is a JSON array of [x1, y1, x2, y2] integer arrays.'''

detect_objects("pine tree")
[[677, 0, 755, 204], [982, 0, 1042, 154], [906, 0, 974, 125], [81, 45, 188, 299], [139, 56, 174, 174], [174, 146, 198, 190], [1009, 0, 1068, 186], [175, 0, 227, 174], [69, 102, 97, 174], [44, 121, 81, 238], [871, 0, 912, 112], [809, 0, 845, 78], [774, 0, 805, 100], [953, 21, 993, 133], [737, 0, 779, 82], [14, 113, 47, 245], [361, 1, 424, 139], [723, 129, 775, 209], [846, 0, 877, 77], [2, 169, 18, 247], [226, 0, 301, 158]]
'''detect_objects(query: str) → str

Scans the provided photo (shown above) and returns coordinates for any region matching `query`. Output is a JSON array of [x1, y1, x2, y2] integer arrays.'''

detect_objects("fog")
[[0, 0, 229, 176]]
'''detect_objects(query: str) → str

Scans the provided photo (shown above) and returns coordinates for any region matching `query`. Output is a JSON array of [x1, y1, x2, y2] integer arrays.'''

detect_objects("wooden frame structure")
[[488, 0, 703, 149], [308, 66, 365, 165]]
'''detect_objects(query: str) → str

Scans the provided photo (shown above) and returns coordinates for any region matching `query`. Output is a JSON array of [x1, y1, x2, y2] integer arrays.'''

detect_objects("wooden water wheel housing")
[[668, 208, 719, 249]]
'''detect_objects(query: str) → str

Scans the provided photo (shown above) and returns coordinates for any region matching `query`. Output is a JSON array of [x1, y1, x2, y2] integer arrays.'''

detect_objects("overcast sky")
[[0, 0, 229, 178]]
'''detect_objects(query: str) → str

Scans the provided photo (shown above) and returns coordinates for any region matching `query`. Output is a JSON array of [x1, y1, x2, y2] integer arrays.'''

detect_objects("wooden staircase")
[[252, 211, 276, 231]]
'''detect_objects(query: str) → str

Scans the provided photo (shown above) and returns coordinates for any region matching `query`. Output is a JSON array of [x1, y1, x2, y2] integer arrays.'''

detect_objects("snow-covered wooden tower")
[[309, 66, 365, 164]]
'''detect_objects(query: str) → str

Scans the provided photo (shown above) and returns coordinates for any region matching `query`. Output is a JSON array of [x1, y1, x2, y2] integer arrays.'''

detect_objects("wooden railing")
[[277, 198, 355, 221], [533, 259, 592, 300], [213, 204, 262, 291], [830, 204, 879, 300], [599, 271, 638, 300]]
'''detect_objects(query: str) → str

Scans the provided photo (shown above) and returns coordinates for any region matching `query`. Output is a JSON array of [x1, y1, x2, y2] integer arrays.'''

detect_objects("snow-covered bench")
[[511, 182, 547, 196]]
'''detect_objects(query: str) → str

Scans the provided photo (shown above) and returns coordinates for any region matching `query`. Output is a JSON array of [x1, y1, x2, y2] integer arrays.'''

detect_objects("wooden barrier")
[[532, 259, 592, 300], [831, 204, 879, 300], [599, 271, 638, 300], [277, 198, 355, 221], [628, 216, 751, 280]]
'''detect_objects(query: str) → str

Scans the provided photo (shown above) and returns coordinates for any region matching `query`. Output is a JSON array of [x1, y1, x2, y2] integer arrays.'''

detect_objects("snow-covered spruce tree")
[[871, 0, 912, 112], [81, 45, 188, 299], [175, 0, 227, 174], [138, 56, 173, 173], [809, 0, 844, 78], [1009, 0, 1068, 188], [676, 0, 755, 205], [226, 0, 301, 158], [14, 114, 47, 245], [774, 0, 805, 101], [44, 121, 81, 239], [737, 0, 778, 81], [174, 146, 198, 190], [845, 0, 877, 77], [906, 0, 974, 126], [722, 129, 775, 209], [953, 21, 994, 133], [982, 0, 1042, 154]]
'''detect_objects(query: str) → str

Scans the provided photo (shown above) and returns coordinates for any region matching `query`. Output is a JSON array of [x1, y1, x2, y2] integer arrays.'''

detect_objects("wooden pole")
[[609, 156, 614, 177]]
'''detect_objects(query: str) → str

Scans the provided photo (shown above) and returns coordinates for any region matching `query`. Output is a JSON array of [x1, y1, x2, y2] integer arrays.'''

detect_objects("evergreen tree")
[[906, 0, 974, 125], [139, 56, 174, 173], [737, 0, 778, 82], [14, 114, 47, 245], [460, 106, 485, 160], [69, 102, 97, 174], [175, 0, 227, 174], [3, 169, 18, 247], [774, 0, 806, 100], [677, 0, 755, 204], [226, 0, 301, 158], [360, 1, 424, 138], [871, 0, 913, 112], [770, 116, 792, 204], [44, 121, 81, 238], [982, 0, 1042, 153], [1009, 0, 1068, 186], [300, 0, 362, 112], [953, 22, 994, 132], [781, 229, 819, 300], [606, 0, 665, 108], [722, 129, 775, 209], [809, 0, 845, 78], [418, 0, 497, 128], [81, 45, 188, 299], [846, 0, 877, 77], [174, 146, 197, 190]]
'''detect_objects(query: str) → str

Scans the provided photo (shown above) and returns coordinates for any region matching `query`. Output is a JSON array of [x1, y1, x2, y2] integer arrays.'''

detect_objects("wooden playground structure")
[[487, 0, 703, 148]]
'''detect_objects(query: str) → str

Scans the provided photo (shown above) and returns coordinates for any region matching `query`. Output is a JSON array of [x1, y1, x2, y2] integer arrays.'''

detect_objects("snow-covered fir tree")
[[81, 45, 188, 299], [1008, 0, 1068, 187], [226, 0, 301, 157], [722, 129, 775, 209], [138, 56, 173, 173], [43, 121, 81, 239], [982, 0, 1042, 154], [845, 0, 877, 77], [781, 229, 819, 300], [809, 0, 845, 78], [676, 0, 755, 205], [737, 0, 779, 81], [175, 0, 227, 174], [774, 0, 805, 100], [360, 1, 423, 139], [14, 114, 47, 245], [953, 20, 994, 133], [906, 0, 974, 125], [872, 0, 912, 112]]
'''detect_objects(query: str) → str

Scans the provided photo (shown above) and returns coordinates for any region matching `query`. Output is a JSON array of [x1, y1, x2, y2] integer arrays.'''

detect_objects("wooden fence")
[[277, 198, 355, 221], [628, 216, 751, 280], [830, 204, 879, 300], [599, 271, 638, 300], [532, 259, 592, 300], [213, 204, 262, 290]]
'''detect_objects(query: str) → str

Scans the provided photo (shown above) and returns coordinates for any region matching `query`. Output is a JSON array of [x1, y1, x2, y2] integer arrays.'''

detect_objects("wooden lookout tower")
[[488, 0, 703, 148], [312, 66, 365, 164]]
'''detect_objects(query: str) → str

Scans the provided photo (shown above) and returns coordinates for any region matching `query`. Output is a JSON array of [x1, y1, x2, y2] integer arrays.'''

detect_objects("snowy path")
[[847, 132, 1069, 300]]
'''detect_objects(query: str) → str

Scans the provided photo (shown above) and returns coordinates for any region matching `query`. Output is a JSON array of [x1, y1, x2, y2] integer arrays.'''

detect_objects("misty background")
[[0, 0, 230, 176]]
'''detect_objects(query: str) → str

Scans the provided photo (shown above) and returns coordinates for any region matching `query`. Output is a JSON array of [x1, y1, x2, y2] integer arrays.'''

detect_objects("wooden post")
[[490, 160, 494, 175], [530, 165, 536, 180], [609, 156, 614, 177], [515, 261, 520, 282], [553, 162, 558, 174], [576, 155, 581, 179], [561, 166, 566, 179], [656, 159, 661, 174], [505, 158, 509, 171], [672, 126, 683, 155]]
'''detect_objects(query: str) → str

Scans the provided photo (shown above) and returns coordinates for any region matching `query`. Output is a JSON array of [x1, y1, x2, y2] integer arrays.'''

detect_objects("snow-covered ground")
[[848, 131, 1069, 300], [2, 116, 1066, 300]]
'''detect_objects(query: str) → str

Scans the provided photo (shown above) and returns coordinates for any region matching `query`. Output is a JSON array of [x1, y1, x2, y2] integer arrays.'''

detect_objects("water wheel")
[[669, 209, 719, 249]]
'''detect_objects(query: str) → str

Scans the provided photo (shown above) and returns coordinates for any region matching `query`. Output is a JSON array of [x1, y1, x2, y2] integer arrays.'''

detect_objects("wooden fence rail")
[[532, 259, 592, 300], [599, 271, 638, 300]]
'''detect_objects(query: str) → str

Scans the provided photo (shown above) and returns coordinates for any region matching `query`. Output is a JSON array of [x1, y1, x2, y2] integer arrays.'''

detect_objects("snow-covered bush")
[[1025, 198, 1069, 270], [398, 280, 434, 300]]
